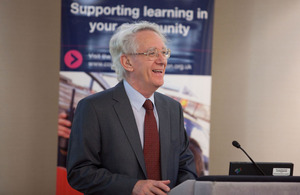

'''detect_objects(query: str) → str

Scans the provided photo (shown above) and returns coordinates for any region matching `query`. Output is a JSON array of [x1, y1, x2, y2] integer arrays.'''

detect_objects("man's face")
[[127, 30, 168, 96]]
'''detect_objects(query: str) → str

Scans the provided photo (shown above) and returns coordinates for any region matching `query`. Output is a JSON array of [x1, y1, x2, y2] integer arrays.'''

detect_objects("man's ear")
[[120, 55, 133, 71]]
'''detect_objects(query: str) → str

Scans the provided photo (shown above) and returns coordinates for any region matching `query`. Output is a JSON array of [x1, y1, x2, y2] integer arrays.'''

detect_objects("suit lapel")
[[155, 93, 171, 180], [112, 81, 147, 177]]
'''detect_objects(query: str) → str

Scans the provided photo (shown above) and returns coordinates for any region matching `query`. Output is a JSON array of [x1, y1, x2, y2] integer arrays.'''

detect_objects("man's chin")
[[155, 80, 164, 88]]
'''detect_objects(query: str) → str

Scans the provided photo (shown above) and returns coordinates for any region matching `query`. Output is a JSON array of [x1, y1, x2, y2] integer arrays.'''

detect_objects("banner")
[[57, 0, 214, 194]]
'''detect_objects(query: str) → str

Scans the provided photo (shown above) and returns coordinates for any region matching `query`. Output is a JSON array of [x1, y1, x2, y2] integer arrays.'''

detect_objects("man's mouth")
[[152, 69, 163, 73]]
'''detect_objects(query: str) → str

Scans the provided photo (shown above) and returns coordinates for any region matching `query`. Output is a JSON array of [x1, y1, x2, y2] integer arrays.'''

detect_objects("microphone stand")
[[232, 140, 266, 176], [239, 147, 266, 176]]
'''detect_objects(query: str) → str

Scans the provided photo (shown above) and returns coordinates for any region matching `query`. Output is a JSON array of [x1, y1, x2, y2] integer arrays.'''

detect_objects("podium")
[[168, 176, 300, 195]]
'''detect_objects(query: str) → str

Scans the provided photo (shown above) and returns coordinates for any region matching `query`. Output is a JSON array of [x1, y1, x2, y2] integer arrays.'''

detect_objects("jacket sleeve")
[[176, 103, 198, 185], [66, 98, 138, 195]]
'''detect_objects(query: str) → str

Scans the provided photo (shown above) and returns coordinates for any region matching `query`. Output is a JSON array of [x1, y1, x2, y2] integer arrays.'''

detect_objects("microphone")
[[232, 140, 266, 176]]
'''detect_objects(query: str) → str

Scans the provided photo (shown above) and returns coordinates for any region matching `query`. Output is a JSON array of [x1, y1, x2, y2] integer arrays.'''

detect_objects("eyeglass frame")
[[127, 48, 171, 59]]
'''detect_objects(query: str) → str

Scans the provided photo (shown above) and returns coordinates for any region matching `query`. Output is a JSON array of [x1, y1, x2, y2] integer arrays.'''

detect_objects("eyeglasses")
[[128, 48, 171, 60]]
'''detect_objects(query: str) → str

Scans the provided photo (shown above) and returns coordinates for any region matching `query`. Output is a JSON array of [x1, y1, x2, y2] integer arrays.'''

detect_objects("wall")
[[0, 0, 60, 194], [210, 0, 300, 175]]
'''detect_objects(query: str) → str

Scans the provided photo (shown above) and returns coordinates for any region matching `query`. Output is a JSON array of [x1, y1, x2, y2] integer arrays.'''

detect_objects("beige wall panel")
[[210, 0, 300, 176], [0, 1, 60, 194]]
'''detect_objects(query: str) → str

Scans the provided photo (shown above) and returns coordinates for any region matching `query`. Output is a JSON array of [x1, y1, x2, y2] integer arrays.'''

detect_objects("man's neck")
[[124, 79, 157, 98]]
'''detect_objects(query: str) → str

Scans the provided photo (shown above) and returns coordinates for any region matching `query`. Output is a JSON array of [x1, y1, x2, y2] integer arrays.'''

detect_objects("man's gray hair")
[[109, 21, 167, 81]]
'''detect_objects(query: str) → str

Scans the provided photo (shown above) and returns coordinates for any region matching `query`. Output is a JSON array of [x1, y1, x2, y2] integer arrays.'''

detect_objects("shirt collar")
[[123, 80, 155, 110]]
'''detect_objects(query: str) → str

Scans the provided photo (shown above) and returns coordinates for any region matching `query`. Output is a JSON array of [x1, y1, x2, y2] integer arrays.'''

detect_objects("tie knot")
[[143, 99, 154, 110]]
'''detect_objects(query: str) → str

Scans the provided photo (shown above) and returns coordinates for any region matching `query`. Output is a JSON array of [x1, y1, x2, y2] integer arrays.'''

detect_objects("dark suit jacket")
[[67, 81, 197, 195]]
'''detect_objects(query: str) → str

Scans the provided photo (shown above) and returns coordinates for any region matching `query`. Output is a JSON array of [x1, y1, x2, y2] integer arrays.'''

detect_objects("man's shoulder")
[[84, 87, 113, 101], [154, 91, 181, 106], [80, 81, 124, 104]]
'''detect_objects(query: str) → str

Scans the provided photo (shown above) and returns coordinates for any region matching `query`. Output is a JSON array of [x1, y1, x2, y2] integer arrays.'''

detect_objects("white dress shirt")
[[123, 80, 159, 148]]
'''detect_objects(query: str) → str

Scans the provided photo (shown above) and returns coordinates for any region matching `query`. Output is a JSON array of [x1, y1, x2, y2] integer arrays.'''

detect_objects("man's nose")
[[155, 58, 167, 68], [155, 51, 167, 62]]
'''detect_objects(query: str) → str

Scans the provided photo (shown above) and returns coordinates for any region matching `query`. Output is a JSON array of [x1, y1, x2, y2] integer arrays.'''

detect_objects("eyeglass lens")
[[147, 48, 170, 58]]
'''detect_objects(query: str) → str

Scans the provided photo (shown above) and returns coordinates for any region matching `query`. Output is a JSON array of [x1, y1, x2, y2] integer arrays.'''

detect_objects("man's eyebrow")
[[146, 47, 167, 50]]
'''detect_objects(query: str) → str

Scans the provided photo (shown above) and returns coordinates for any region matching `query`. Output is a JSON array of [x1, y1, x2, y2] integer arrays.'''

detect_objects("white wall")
[[0, 1, 60, 194], [210, 0, 300, 175]]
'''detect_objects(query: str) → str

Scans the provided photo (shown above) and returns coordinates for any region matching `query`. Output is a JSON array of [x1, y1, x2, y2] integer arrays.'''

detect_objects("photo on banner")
[[57, 0, 214, 194]]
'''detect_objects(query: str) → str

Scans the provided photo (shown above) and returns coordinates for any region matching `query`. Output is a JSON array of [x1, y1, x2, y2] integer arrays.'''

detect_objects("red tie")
[[143, 99, 161, 180]]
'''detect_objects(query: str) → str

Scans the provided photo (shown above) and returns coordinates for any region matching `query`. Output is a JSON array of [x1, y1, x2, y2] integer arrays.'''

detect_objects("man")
[[67, 21, 197, 195]]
